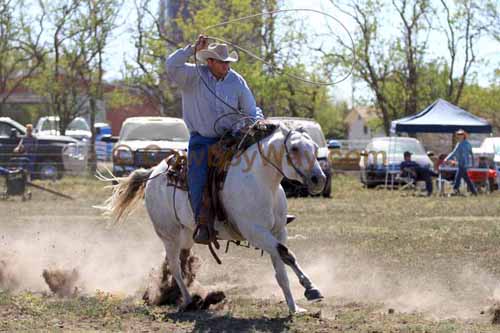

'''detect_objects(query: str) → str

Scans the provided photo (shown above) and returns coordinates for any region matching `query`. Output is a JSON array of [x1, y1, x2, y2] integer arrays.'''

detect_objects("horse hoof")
[[304, 287, 323, 301], [290, 305, 308, 315], [179, 294, 203, 312]]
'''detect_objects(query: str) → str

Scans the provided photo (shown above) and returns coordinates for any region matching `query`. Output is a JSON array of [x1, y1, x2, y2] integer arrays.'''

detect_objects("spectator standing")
[[444, 129, 477, 196], [13, 124, 38, 177]]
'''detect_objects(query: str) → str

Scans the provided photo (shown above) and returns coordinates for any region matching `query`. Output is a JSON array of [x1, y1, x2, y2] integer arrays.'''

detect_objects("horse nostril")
[[311, 175, 318, 184]]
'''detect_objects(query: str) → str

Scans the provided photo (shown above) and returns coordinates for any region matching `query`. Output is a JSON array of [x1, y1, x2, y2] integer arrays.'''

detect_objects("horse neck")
[[248, 129, 287, 189]]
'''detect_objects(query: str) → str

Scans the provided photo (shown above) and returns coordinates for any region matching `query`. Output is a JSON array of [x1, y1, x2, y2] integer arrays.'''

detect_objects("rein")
[[257, 127, 307, 183]]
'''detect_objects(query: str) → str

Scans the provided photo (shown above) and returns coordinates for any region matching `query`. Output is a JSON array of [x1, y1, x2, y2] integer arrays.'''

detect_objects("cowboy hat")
[[196, 43, 238, 64]]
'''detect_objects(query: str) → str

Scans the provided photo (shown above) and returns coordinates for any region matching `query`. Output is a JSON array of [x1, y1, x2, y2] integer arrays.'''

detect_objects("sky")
[[101, 0, 500, 106]]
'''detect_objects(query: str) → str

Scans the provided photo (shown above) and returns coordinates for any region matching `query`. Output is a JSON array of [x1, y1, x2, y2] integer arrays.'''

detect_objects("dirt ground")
[[2, 175, 500, 332]]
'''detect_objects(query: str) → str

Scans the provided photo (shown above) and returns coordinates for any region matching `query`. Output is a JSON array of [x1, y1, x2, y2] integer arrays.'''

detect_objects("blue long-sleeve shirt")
[[166, 45, 263, 138], [445, 139, 474, 167]]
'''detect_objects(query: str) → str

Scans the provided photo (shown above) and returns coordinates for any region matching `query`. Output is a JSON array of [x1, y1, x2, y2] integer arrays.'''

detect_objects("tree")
[[0, 0, 46, 116], [485, 0, 499, 42], [170, 0, 336, 120], [27, 0, 91, 135], [329, 0, 432, 134], [329, 0, 489, 134], [123, 0, 179, 117], [460, 82, 500, 131], [439, 0, 486, 104], [78, 0, 120, 173]]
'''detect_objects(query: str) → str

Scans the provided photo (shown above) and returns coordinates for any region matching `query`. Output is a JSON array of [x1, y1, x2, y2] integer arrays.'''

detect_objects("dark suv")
[[0, 117, 84, 179]]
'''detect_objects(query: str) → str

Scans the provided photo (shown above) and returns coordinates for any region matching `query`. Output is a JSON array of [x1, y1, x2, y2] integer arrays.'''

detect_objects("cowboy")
[[444, 129, 477, 196], [166, 35, 263, 244]]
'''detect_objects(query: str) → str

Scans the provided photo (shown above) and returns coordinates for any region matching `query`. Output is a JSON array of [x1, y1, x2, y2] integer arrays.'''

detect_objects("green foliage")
[[170, 0, 340, 127], [104, 86, 142, 110], [122, 0, 175, 116], [0, 0, 45, 116], [329, 0, 491, 134], [315, 100, 349, 138], [460, 82, 500, 131]]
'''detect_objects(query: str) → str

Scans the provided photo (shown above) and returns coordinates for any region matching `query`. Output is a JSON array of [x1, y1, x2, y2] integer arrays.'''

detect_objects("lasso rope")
[[193, 8, 356, 135], [201, 8, 355, 87]]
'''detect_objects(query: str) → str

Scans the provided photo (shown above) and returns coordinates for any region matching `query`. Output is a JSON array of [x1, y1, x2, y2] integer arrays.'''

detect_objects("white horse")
[[104, 125, 327, 313]]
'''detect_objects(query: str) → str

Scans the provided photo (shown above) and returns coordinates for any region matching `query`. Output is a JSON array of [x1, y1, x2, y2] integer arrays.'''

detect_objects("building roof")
[[345, 107, 379, 125]]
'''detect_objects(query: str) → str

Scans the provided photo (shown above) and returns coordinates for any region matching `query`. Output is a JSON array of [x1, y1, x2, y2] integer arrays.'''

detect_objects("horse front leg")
[[276, 243, 324, 301], [244, 224, 304, 313], [270, 253, 306, 314]]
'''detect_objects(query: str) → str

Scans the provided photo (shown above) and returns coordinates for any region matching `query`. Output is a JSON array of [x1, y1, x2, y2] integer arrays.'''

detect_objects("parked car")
[[359, 137, 433, 188], [268, 117, 332, 197], [0, 117, 86, 179], [111, 117, 189, 177], [35, 116, 92, 142], [473, 137, 500, 163], [327, 139, 342, 149], [95, 122, 113, 161]]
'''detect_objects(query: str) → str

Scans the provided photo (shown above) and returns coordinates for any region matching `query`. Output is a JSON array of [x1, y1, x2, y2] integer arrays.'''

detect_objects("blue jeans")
[[454, 166, 477, 194], [187, 134, 219, 220]]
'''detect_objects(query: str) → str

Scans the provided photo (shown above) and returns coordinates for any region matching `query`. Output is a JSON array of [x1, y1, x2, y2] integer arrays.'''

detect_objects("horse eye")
[[291, 146, 299, 153]]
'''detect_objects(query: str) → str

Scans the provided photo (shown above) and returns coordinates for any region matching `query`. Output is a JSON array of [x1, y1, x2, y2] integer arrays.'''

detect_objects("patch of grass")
[[2, 174, 500, 331]]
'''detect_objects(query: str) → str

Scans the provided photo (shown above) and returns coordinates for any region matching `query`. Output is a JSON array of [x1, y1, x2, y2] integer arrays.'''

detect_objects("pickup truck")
[[0, 117, 86, 179], [110, 117, 189, 177]]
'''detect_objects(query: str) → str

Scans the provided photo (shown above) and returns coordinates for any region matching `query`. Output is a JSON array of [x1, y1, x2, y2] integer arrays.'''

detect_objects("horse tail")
[[104, 168, 153, 223]]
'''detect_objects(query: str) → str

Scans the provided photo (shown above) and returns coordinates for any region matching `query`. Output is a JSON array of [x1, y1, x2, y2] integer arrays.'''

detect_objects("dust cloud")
[[237, 248, 500, 320], [2, 216, 500, 319], [0, 218, 163, 297]]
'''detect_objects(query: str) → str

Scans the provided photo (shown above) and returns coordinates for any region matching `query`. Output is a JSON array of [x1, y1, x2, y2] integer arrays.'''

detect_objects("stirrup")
[[193, 224, 211, 245], [193, 224, 219, 247]]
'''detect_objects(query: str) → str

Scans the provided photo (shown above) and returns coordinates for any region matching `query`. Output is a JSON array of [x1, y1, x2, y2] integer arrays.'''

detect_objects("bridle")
[[257, 126, 309, 184]]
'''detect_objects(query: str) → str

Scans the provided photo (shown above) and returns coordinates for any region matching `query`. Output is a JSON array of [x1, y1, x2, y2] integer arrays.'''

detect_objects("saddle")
[[164, 122, 279, 240]]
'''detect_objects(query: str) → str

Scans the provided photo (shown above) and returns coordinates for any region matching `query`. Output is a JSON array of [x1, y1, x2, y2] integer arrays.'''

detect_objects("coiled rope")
[[192, 8, 355, 136]]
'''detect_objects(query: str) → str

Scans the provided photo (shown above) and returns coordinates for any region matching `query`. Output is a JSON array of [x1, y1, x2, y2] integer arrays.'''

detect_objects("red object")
[[467, 169, 497, 183]]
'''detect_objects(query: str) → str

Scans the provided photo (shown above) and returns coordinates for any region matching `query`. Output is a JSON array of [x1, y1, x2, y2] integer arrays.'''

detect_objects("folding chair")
[[396, 174, 416, 191], [437, 166, 456, 196]]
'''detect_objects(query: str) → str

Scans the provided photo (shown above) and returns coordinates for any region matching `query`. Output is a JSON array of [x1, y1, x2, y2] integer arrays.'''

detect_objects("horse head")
[[280, 126, 327, 195]]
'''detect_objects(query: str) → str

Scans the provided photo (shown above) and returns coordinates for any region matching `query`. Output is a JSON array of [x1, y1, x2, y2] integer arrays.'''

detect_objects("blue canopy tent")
[[384, 99, 491, 188], [390, 99, 491, 134]]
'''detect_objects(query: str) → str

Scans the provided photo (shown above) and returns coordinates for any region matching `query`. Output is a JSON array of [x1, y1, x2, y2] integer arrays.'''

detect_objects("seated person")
[[400, 151, 436, 196], [477, 156, 492, 169]]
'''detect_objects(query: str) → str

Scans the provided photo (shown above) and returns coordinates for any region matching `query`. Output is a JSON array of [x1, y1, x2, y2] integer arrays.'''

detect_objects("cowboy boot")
[[193, 219, 211, 245], [193, 189, 216, 245]]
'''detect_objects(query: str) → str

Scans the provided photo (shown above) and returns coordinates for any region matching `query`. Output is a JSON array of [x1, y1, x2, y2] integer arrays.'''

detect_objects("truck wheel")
[[38, 162, 59, 180]]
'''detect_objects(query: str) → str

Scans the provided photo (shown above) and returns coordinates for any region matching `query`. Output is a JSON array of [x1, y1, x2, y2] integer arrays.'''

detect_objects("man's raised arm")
[[166, 35, 209, 88]]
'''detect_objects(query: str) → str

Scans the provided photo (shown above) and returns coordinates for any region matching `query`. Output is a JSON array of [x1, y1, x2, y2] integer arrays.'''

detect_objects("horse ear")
[[259, 122, 279, 133]]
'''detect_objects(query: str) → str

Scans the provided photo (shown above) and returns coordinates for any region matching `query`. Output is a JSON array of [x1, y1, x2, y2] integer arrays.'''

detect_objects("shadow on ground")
[[165, 311, 292, 333]]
